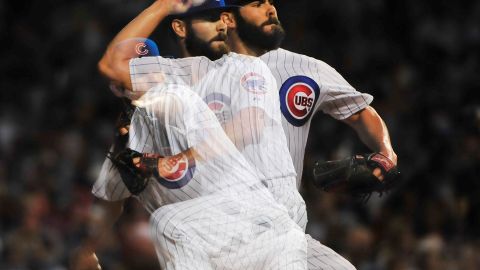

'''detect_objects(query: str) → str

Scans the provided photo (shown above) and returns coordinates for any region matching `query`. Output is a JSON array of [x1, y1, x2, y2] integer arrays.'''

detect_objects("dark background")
[[1, 0, 479, 269]]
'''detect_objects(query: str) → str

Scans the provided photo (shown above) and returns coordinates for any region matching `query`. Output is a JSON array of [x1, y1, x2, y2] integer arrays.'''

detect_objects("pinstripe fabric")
[[92, 146, 131, 201], [129, 53, 307, 230], [134, 86, 307, 269], [306, 235, 355, 270], [260, 49, 373, 189], [262, 177, 307, 231], [94, 49, 365, 268], [196, 54, 296, 181], [128, 86, 264, 209], [94, 84, 308, 269], [260, 49, 362, 269], [127, 53, 358, 269], [150, 186, 307, 270]]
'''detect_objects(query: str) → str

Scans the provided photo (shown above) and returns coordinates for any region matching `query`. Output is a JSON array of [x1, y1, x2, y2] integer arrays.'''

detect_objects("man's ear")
[[171, 19, 187, 38], [221, 12, 236, 29]]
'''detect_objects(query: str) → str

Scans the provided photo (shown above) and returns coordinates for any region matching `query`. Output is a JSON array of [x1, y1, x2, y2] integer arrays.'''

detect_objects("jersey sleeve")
[[134, 84, 240, 169], [232, 59, 279, 121], [181, 88, 225, 148], [92, 148, 132, 201], [129, 56, 200, 93], [131, 85, 221, 153], [314, 61, 373, 120], [217, 57, 283, 152]]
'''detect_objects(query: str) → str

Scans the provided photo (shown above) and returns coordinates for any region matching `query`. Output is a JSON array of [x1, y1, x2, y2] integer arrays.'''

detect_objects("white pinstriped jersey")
[[258, 49, 365, 270], [149, 186, 307, 270], [128, 53, 307, 229], [93, 86, 264, 213], [94, 69, 309, 270], [93, 50, 356, 270], [260, 49, 373, 188], [129, 53, 297, 182]]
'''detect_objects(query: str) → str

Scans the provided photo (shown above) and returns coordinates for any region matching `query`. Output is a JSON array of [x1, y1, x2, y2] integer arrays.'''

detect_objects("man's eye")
[[206, 16, 219, 22], [197, 14, 218, 22]]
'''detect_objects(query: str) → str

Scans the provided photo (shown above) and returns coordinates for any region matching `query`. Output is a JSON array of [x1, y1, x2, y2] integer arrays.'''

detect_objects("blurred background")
[[1, 0, 479, 269]]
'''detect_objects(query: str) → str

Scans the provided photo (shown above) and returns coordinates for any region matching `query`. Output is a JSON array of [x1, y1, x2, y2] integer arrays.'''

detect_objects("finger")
[[119, 126, 129, 135], [373, 168, 384, 181], [133, 157, 141, 167], [171, 0, 193, 14]]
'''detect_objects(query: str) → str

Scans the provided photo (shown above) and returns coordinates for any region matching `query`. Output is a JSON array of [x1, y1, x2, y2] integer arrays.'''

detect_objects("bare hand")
[[162, 0, 194, 15], [373, 152, 397, 181], [373, 168, 384, 181]]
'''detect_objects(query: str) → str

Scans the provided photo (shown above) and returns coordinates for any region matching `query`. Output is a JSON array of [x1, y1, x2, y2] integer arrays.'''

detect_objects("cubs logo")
[[156, 152, 196, 189], [279, 75, 320, 127], [203, 93, 231, 114], [131, 38, 160, 57], [135, 42, 149, 56], [241, 72, 267, 94]]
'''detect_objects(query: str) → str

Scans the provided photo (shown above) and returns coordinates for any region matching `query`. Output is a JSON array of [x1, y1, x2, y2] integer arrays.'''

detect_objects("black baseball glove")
[[107, 148, 161, 195], [313, 153, 400, 198], [111, 100, 136, 155]]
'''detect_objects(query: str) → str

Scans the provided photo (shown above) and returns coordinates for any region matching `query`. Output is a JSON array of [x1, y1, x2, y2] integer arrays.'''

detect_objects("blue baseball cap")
[[222, 0, 253, 6], [179, 0, 239, 17]]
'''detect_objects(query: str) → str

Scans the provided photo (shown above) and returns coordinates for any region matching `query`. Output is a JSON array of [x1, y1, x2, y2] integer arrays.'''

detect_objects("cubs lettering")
[[295, 95, 313, 108], [204, 93, 232, 122], [280, 75, 320, 127], [241, 72, 267, 94], [156, 152, 196, 189]]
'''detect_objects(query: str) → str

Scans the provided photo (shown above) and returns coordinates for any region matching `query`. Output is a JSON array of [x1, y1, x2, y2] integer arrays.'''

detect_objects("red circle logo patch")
[[156, 152, 196, 189], [286, 83, 316, 120], [241, 72, 267, 94], [280, 76, 320, 127]]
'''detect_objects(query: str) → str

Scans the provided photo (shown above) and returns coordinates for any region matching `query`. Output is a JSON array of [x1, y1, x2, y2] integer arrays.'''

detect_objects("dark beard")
[[234, 10, 286, 52], [185, 23, 229, 61]]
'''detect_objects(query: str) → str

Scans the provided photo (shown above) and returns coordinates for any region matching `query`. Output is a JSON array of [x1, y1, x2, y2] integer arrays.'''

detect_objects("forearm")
[[98, 1, 171, 88], [343, 106, 397, 163], [221, 107, 267, 150], [109, 2, 169, 50]]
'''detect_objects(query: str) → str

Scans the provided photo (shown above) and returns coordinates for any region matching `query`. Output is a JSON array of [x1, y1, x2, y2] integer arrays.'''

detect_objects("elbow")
[[98, 56, 127, 85], [98, 57, 111, 78], [343, 106, 375, 126], [342, 111, 361, 127], [98, 56, 131, 90], [391, 151, 398, 164]]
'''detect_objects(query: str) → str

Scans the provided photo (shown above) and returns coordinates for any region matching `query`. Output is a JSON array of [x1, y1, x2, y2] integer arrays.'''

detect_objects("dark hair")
[[233, 0, 273, 5], [171, 7, 234, 22], [167, 8, 228, 40], [166, 16, 190, 41], [231, 7, 285, 51]]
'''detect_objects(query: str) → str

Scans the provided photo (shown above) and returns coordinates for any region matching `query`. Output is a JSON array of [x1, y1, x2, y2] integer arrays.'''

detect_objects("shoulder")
[[224, 52, 265, 66], [218, 53, 270, 75], [261, 48, 336, 71], [136, 84, 203, 110], [130, 55, 209, 67]]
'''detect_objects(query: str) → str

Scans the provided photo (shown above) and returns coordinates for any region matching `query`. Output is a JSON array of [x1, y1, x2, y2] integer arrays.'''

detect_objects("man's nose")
[[265, 2, 278, 17]]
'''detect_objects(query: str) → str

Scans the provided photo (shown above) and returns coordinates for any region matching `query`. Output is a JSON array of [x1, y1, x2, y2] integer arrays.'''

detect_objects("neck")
[[228, 31, 267, 57], [180, 41, 191, 58]]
